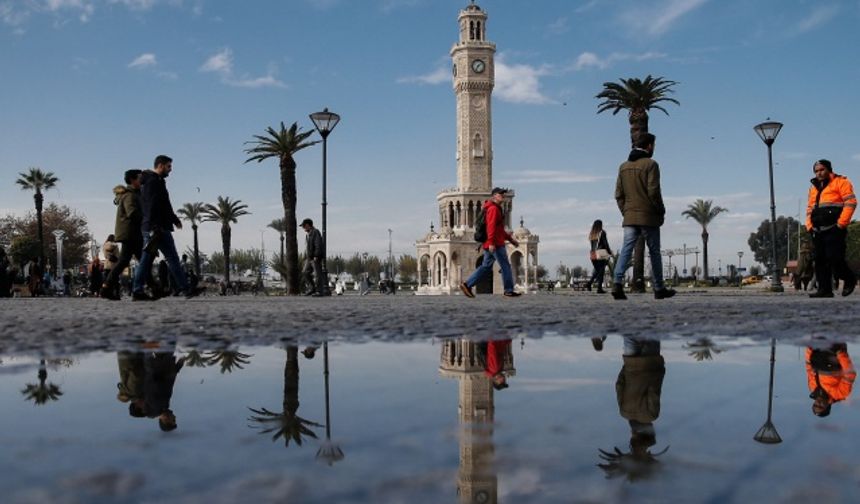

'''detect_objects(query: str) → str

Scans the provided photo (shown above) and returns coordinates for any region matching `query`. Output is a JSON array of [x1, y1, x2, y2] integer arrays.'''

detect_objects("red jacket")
[[483, 200, 512, 249]]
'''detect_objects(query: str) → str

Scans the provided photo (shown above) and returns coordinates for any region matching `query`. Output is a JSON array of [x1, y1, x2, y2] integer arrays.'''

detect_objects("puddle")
[[1, 336, 859, 503]]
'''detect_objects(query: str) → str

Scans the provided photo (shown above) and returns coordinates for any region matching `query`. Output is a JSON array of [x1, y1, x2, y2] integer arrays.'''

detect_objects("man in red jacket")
[[460, 187, 521, 298]]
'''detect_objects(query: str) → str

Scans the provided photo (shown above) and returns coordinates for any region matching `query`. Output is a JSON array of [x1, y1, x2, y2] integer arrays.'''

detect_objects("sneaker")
[[100, 285, 120, 301], [459, 282, 475, 298], [611, 284, 627, 300], [654, 288, 676, 300], [183, 287, 205, 299], [843, 279, 856, 297], [132, 291, 154, 302], [503, 291, 522, 297], [809, 291, 834, 298]]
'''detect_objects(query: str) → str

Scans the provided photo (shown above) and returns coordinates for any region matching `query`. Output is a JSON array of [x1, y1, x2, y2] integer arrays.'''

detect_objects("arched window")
[[455, 202, 462, 227], [472, 133, 484, 158], [469, 21, 475, 40], [476, 21, 482, 40], [448, 202, 455, 229], [467, 201, 475, 227]]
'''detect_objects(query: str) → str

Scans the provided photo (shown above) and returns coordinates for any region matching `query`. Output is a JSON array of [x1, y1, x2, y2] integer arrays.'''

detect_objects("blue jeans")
[[613, 226, 664, 290], [623, 337, 661, 356], [133, 230, 188, 294], [465, 247, 515, 293]]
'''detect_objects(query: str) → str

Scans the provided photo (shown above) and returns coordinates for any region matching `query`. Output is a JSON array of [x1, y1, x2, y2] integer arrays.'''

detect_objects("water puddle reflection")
[[1, 335, 858, 503]]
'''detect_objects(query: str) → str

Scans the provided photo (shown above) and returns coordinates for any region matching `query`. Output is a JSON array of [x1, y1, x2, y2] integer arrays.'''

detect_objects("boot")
[[611, 284, 627, 300]]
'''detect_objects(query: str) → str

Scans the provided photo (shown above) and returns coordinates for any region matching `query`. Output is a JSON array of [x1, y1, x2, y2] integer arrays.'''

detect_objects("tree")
[[556, 263, 570, 282], [749, 265, 762, 276], [268, 218, 287, 273], [682, 199, 728, 282], [536, 264, 548, 281], [230, 248, 266, 275], [572, 265, 585, 278], [244, 122, 320, 295], [205, 350, 252, 374], [178, 202, 206, 277], [15, 167, 59, 265], [597, 75, 679, 292], [248, 346, 321, 447], [397, 254, 417, 283], [747, 216, 803, 275], [203, 196, 250, 284], [21, 359, 62, 405], [1, 204, 91, 271]]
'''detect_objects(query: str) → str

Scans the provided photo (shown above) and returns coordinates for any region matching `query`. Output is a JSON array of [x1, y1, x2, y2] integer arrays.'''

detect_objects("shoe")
[[843, 279, 856, 297], [311, 292, 324, 297], [585, 283, 592, 292], [132, 291, 154, 302], [183, 287, 204, 299], [100, 285, 120, 301], [654, 288, 676, 300], [591, 336, 606, 352], [459, 282, 475, 298], [809, 291, 834, 298], [596, 288, 606, 294], [503, 291, 522, 297], [611, 284, 627, 300]]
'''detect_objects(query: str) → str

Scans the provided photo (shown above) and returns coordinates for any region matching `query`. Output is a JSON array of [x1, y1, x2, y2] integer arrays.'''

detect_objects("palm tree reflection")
[[684, 337, 722, 361], [205, 350, 252, 374], [21, 359, 63, 405], [598, 337, 669, 481], [248, 345, 321, 447]]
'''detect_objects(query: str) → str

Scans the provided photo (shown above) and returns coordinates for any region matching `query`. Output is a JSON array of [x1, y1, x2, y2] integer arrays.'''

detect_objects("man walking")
[[132, 155, 198, 300], [460, 187, 521, 298], [300, 218, 325, 296], [101, 170, 145, 300], [806, 159, 857, 298], [611, 133, 675, 300]]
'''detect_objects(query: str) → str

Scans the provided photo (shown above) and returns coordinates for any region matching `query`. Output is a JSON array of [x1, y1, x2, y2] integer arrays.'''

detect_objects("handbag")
[[595, 248, 611, 260]]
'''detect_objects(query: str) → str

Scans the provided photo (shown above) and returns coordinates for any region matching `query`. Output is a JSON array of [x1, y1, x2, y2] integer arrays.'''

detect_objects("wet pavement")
[[2, 333, 859, 504]]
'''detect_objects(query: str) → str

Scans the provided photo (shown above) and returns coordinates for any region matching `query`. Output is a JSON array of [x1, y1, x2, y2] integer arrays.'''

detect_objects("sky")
[[2, 0, 860, 277]]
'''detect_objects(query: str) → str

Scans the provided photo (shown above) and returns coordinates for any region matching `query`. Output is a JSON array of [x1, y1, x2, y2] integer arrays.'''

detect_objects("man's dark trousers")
[[813, 227, 855, 294]]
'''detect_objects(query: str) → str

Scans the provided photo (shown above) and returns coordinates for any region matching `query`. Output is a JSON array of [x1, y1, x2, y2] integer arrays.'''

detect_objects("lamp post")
[[754, 338, 782, 444], [317, 341, 345, 466], [754, 120, 784, 292], [52, 230, 65, 278], [738, 251, 744, 272], [388, 228, 393, 283], [309, 107, 341, 296]]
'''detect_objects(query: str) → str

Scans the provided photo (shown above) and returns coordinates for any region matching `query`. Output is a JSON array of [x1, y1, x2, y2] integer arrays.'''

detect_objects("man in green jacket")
[[101, 169, 147, 299], [611, 133, 675, 300]]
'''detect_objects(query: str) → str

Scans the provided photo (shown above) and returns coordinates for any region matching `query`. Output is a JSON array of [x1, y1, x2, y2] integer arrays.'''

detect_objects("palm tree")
[[248, 345, 322, 447], [684, 337, 723, 361], [15, 168, 59, 265], [205, 350, 252, 374], [597, 76, 679, 292], [21, 359, 63, 405], [203, 196, 250, 284], [178, 202, 206, 277], [682, 199, 728, 282], [244, 122, 319, 295], [268, 217, 287, 273]]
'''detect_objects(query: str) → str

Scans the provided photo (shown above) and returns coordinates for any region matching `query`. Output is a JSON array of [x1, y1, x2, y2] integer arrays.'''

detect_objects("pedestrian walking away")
[[300, 218, 325, 296], [132, 155, 199, 300], [586, 219, 612, 294], [806, 159, 857, 298], [460, 187, 521, 298], [611, 133, 675, 300]]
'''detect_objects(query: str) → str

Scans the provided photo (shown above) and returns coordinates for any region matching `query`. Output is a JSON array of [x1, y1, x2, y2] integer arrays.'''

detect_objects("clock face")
[[471, 59, 486, 74]]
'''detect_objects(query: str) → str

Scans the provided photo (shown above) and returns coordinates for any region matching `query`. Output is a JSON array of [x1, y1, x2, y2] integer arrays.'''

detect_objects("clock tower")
[[451, 2, 495, 191], [416, 2, 539, 296]]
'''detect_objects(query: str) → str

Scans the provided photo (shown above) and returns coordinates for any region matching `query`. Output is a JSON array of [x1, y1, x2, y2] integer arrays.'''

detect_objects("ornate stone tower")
[[416, 2, 539, 295], [440, 338, 516, 504]]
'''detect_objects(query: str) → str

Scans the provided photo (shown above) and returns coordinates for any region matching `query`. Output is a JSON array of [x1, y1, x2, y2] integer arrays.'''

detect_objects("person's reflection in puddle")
[[440, 338, 515, 504], [116, 351, 146, 418], [142, 345, 185, 431], [806, 342, 856, 417], [599, 336, 669, 481]]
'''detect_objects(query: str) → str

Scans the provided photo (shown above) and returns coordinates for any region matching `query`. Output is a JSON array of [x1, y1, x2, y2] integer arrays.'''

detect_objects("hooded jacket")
[[806, 172, 856, 232], [113, 184, 142, 242], [806, 346, 856, 404], [483, 200, 512, 249], [615, 149, 666, 227], [140, 170, 181, 233]]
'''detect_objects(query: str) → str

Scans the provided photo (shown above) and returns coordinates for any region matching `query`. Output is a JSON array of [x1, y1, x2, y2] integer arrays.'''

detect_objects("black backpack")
[[474, 207, 487, 243]]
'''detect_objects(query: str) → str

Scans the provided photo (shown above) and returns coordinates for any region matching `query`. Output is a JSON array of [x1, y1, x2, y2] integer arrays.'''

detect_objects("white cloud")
[[796, 5, 839, 33], [108, 0, 157, 9], [396, 66, 450, 85], [572, 51, 666, 71], [495, 57, 554, 105], [621, 0, 708, 37], [851, 154, 860, 162], [547, 16, 569, 36], [200, 48, 286, 89], [128, 52, 156, 68], [496, 170, 609, 185]]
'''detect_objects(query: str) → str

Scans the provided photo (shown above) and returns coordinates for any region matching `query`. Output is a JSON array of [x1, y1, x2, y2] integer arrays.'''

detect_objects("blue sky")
[[2, 0, 859, 276]]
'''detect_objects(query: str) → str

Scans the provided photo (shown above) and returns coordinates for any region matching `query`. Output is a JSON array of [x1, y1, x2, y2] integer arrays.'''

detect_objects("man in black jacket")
[[132, 155, 196, 300], [301, 218, 325, 296]]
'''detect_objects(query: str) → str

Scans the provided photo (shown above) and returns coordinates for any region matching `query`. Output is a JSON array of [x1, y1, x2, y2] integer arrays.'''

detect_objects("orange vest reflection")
[[806, 346, 856, 403]]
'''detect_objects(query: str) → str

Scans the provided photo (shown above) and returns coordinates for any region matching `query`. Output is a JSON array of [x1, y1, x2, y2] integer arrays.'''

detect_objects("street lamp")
[[52, 230, 65, 278], [754, 120, 784, 292], [310, 107, 341, 296], [738, 251, 744, 272], [754, 338, 782, 444]]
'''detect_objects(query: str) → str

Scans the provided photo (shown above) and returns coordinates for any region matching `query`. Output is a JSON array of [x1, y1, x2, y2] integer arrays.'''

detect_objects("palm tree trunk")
[[192, 224, 200, 277], [222, 224, 231, 284], [280, 157, 300, 295], [702, 231, 709, 281], [284, 346, 299, 416], [628, 110, 649, 147], [34, 191, 45, 265]]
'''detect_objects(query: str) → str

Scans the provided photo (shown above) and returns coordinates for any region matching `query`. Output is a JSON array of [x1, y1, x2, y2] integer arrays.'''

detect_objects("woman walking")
[[586, 220, 612, 293]]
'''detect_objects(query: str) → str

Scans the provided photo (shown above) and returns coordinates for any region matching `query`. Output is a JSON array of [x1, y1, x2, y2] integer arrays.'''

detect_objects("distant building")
[[416, 2, 539, 295]]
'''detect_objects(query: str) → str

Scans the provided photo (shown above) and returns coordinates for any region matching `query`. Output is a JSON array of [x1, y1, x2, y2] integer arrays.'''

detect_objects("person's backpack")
[[474, 207, 487, 243]]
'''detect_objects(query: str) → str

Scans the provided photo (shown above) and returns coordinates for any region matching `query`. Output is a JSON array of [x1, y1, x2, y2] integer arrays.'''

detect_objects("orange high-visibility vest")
[[806, 173, 857, 231]]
